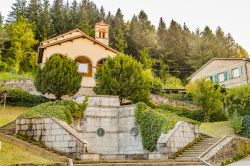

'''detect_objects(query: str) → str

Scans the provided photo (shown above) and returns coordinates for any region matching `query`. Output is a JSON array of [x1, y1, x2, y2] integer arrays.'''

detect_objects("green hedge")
[[19, 99, 88, 124], [0, 88, 50, 107], [135, 102, 198, 152], [156, 103, 227, 122]]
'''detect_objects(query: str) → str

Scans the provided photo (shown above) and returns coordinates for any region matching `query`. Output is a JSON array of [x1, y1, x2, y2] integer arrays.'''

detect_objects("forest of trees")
[[0, 0, 248, 82]]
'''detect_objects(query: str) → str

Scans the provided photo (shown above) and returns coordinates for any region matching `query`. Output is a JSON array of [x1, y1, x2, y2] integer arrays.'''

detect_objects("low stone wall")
[[16, 117, 89, 159], [157, 121, 200, 156], [200, 136, 250, 166], [151, 94, 197, 109], [1, 79, 38, 94]]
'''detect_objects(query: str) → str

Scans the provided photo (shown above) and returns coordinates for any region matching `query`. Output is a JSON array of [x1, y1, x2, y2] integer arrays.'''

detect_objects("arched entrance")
[[75, 56, 92, 77], [96, 58, 106, 68]]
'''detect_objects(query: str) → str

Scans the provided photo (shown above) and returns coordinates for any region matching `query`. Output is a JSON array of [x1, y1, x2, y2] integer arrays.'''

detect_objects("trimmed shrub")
[[0, 88, 50, 107], [35, 54, 82, 99], [135, 102, 198, 151], [229, 111, 243, 134], [94, 54, 152, 104]]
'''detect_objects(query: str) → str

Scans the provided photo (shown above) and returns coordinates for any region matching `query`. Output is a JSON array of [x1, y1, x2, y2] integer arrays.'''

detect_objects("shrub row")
[[135, 102, 198, 152], [19, 99, 88, 124], [156, 103, 227, 122], [0, 88, 50, 107]]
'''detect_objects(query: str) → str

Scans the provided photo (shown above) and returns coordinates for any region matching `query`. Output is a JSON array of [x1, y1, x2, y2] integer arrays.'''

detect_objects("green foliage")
[[109, 8, 127, 52], [188, 79, 224, 122], [241, 115, 250, 138], [94, 54, 152, 104], [157, 103, 227, 122], [19, 99, 87, 124], [160, 93, 192, 103], [138, 48, 153, 70], [229, 111, 243, 134], [165, 76, 184, 89], [135, 102, 198, 151], [0, 72, 34, 81], [221, 141, 249, 166], [34, 54, 82, 99], [0, 88, 49, 107], [225, 85, 250, 117], [6, 16, 38, 74], [151, 77, 163, 95]]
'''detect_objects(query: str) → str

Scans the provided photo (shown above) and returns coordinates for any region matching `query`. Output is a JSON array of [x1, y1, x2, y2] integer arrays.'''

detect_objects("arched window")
[[75, 56, 92, 77]]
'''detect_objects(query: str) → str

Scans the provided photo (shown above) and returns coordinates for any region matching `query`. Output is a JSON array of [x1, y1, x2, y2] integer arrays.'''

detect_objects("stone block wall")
[[73, 96, 145, 154], [16, 117, 89, 159], [157, 121, 200, 155]]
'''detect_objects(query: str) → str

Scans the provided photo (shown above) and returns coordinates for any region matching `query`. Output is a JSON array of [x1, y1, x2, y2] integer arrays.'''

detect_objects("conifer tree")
[[7, 0, 27, 22], [68, 0, 80, 30], [26, 0, 42, 40], [50, 0, 67, 35], [39, 0, 53, 40], [110, 8, 127, 52]]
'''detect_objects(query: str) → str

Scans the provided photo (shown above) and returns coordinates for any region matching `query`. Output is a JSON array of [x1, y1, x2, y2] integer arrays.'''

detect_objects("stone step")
[[73, 159, 201, 164], [73, 162, 205, 166]]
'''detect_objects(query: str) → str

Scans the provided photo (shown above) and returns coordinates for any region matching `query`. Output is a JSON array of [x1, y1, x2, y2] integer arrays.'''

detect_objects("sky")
[[0, 0, 250, 53]]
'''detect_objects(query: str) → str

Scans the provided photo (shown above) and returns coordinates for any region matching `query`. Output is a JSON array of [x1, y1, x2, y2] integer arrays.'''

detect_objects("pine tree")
[[157, 17, 167, 52], [0, 12, 3, 25], [7, 0, 27, 22], [68, 0, 80, 30], [26, 0, 42, 40], [126, 11, 156, 58], [99, 6, 106, 21], [50, 0, 67, 36], [110, 8, 127, 52], [39, 0, 53, 40]]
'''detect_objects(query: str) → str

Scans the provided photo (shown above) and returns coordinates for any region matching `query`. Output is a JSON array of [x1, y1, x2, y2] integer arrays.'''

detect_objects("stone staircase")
[[175, 134, 219, 161]]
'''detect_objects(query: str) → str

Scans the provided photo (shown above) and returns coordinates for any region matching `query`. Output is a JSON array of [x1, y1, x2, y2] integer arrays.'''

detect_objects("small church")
[[38, 22, 119, 95]]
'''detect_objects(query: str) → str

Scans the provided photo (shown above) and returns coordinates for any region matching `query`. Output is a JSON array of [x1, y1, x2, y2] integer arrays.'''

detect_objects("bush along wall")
[[156, 103, 227, 122], [19, 98, 88, 124], [135, 102, 198, 152], [0, 88, 50, 107]]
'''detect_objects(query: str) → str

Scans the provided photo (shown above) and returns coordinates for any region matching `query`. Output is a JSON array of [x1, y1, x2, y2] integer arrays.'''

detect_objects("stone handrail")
[[198, 136, 231, 166], [157, 121, 199, 155], [51, 117, 89, 146]]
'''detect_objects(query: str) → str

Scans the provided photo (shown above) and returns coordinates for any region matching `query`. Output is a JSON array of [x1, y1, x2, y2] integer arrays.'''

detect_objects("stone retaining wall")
[[16, 117, 89, 159], [73, 96, 145, 154], [157, 121, 200, 156]]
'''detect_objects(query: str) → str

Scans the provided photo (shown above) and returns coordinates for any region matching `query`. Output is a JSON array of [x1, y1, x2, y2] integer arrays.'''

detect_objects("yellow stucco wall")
[[41, 37, 118, 88], [42, 37, 117, 66]]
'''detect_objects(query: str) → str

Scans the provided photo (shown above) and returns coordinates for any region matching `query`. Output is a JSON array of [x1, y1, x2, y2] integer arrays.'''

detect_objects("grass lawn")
[[0, 140, 54, 165], [0, 105, 28, 127], [0, 72, 34, 81], [200, 121, 234, 138]]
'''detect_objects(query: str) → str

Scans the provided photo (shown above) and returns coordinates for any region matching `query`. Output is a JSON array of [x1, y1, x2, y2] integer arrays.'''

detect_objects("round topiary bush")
[[34, 54, 82, 99]]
